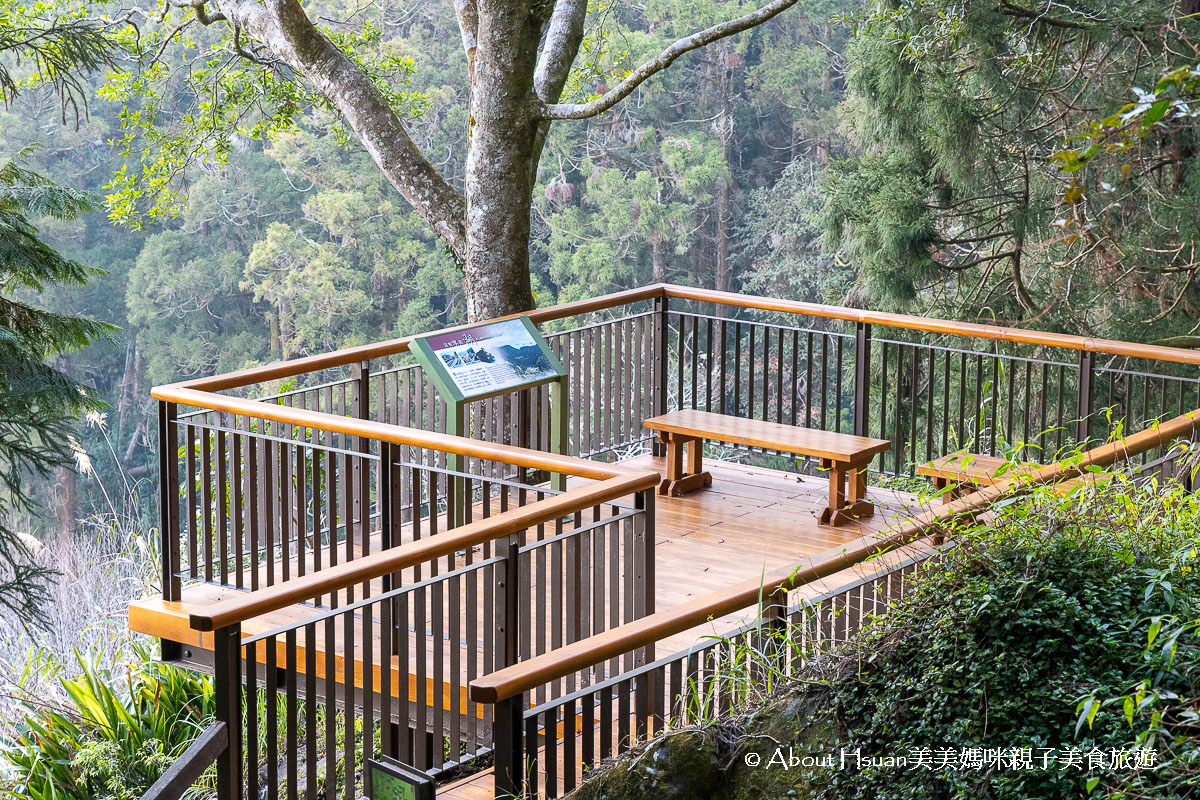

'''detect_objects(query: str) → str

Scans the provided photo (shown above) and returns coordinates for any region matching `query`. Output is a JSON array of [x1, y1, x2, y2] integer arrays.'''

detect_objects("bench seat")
[[643, 410, 891, 527]]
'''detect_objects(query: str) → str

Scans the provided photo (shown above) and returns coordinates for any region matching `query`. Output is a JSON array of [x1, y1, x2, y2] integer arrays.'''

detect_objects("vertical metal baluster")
[[323, 616, 336, 800], [820, 334, 829, 431], [304, 623, 317, 799], [989, 349, 1000, 456], [285, 629, 298, 800], [676, 313, 686, 415], [342, 608, 356, 798], [805, 331, 814, 428], [880, 341, 890, 468], [186, 425, 198, 579], [957, 351, 967, 451], [266, 634, 279, 800], [735, 321, 744, 417], [705, 317, 715, 412], [217, 425, 228, 584], [925, 347, 935, 464], [907, 347, 919, 475], [790, 329, 799, 426], [775, 327, 784, 425], [1055, 364, 1066, 456], [894, 347, 905, 474], [233, 422, 245, 590], [245, 639, 260, 800], [941, 349, 951, 458], [835, 335, 844, 434], [719, 319, 728, 415]]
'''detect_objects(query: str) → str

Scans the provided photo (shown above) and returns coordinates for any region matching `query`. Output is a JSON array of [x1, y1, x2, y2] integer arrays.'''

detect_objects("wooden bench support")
[[658, 431, 712, 496], [644, 410, 891, 528], [818, 459, 874, 526]]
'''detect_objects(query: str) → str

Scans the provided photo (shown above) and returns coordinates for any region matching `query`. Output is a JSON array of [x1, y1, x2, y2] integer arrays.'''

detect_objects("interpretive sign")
[[409, 315, 570, 521], [367, 756, 434, 800], [410, 316, 565, 403]]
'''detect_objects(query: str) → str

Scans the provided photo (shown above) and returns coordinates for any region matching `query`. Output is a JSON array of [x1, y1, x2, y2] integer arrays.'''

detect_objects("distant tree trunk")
[[53, 465, 78, 542], [715, 179, 731, 292], [117, 340, 139, 440], [651, 231, 668, 283]]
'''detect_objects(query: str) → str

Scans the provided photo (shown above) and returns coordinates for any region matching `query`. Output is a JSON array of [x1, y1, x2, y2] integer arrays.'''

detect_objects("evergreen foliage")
[[0, 153, 113, 624], [823, 0, 1200, 338]]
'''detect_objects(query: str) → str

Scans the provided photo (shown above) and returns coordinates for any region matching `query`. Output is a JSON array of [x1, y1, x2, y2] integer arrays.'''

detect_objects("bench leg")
[[819, 461, 874, 527], [658, 433, 712, 497]]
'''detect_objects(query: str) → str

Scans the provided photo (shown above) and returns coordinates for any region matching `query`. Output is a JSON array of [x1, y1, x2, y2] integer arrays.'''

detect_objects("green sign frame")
[[367, 756, 434, 800], [409, 315, 570, 524]]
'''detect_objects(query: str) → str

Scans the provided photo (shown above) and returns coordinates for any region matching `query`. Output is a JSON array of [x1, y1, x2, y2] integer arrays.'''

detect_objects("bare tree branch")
[[539, 0, 796, 120], [210, 0, 467, 257], [453, 0, 479, 84], [527, 0, 588, 183], [533, 0, 587, 103]]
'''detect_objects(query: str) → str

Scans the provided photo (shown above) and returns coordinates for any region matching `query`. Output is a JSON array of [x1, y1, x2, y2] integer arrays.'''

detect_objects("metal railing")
[[143, 283, 1200, 800], [470, 408, 1200, 799]]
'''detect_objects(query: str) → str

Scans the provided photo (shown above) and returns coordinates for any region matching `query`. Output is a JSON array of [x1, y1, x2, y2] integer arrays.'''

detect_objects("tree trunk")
[[53, 464, 77, 543], [651, 231, 667, 284], [462, 0, 542, 320], [715, 178, 731, 293]]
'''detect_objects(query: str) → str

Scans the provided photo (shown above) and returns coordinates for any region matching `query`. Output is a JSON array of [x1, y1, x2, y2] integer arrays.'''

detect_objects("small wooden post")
[[493, 531, 525, 797], [493, 694, 526, 798]]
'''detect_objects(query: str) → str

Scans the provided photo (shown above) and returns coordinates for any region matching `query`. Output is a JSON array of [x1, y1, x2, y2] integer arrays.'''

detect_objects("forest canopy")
[[2, 0, 1198, 525]]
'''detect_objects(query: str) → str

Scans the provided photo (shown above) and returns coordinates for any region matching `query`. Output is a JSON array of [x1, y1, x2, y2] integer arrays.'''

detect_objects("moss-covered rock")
[[568, 689, 841, 800]]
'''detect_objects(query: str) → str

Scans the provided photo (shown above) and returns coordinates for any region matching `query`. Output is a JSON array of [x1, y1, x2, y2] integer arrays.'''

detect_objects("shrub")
[[815, 477, 1200, 800], [1, 641, 215, 800]]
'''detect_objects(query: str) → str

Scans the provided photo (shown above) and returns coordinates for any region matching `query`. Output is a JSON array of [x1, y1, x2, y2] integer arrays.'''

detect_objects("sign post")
[[409, 316, 569, 526]]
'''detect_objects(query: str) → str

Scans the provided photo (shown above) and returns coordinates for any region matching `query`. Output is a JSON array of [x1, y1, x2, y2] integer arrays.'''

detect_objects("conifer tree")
[[0, 4, 116, 625]]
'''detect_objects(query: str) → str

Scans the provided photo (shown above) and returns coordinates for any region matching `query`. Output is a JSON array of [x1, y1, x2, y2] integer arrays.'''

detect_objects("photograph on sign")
[[420, 318, 560, 398]]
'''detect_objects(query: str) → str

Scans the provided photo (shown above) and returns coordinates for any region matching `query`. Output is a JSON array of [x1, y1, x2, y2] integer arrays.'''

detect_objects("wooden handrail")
[[154, 387, 637, 482], [663, 285, 1200, 366], [189, 471, 659, 631], [468, 409, 1199, 704]]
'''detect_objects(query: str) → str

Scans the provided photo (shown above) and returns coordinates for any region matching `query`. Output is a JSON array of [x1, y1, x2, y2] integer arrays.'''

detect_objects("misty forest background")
[[8, 0, 1200, 559]]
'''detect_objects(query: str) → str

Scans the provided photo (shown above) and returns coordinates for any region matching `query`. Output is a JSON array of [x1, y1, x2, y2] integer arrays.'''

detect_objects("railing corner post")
[[157, 400, 182, 605], [635, 488, 655, 666], [213, 623, 243, 800], [652, 295, 669, 456], [1076, 349, 1094, 445], [852, 322, 871, 437], [493, 693, 526, 798], [496, 532, 522, 670]]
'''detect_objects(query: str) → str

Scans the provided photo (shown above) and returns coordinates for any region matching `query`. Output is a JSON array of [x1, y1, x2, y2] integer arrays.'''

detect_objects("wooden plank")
[[643, 409, 890, 463]]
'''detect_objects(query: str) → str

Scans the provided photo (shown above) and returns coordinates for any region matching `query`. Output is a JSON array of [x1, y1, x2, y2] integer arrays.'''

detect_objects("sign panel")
[[410, 316, 566, 403], [367, 757, 435, 800]]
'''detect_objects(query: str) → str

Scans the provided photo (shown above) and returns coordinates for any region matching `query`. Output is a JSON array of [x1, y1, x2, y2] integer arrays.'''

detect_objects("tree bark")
[[462, 0, 544, 319]]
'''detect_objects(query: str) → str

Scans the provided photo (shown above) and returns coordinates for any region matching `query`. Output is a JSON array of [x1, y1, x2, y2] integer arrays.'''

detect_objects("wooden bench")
[[917, 453, 1040, 502], [643, 410, 891, 527]]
